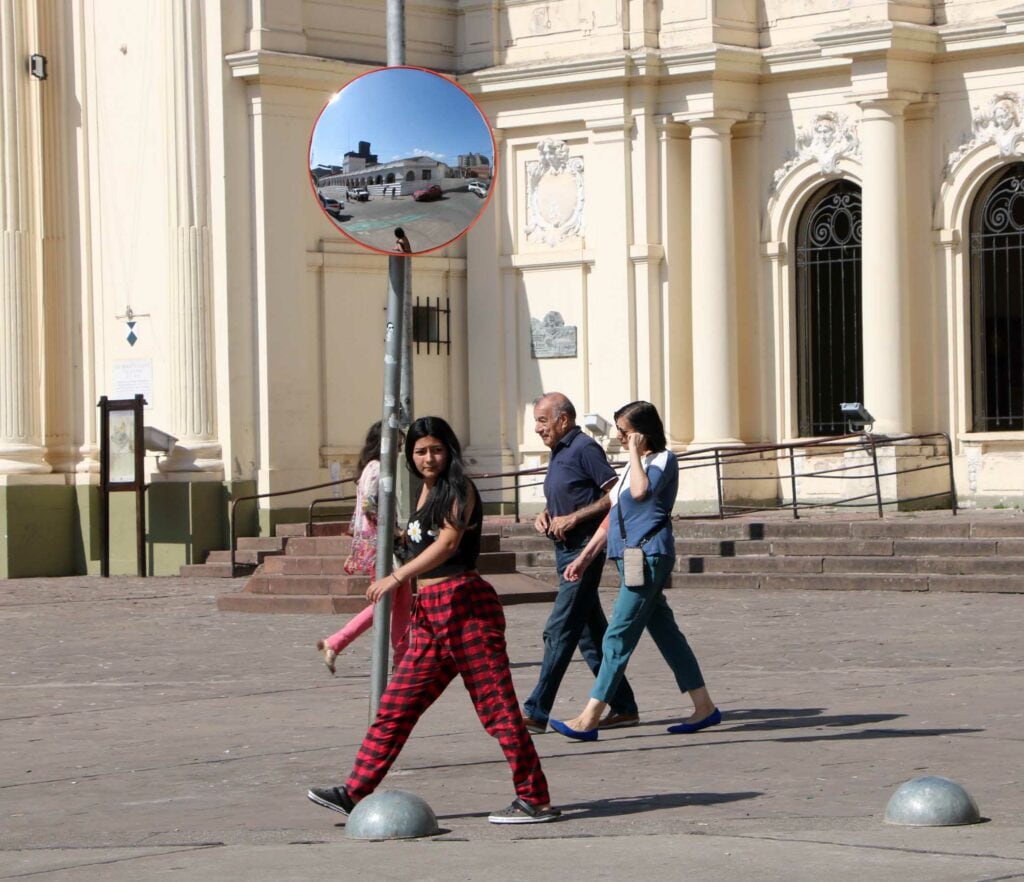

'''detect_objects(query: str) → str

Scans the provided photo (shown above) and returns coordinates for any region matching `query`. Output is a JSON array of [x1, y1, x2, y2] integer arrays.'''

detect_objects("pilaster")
[[465, 127, 514, 475], [586, 116, 636, 408], [733, 116, 766, 441], [0, 0, 49, 474], [655, 118, 691, 445]]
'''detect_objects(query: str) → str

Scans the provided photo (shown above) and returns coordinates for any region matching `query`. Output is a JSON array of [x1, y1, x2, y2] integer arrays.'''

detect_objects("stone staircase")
[[499, 510, 1024, 594], [198, 510, 1024, 612], [211, 519, 557, 614]]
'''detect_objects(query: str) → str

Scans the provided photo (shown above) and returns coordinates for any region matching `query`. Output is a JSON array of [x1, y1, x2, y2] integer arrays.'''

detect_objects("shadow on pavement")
[[725, 712, 907, 731], [438, 790, 762, 821], [641, 711, 905, 730]]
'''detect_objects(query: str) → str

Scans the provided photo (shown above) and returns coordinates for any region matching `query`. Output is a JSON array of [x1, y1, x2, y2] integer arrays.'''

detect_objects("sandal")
[[316, 639, 338, 675]]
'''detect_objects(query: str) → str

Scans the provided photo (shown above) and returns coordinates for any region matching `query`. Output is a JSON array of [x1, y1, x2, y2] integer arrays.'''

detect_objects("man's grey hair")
[[533, 392, 576, 422]]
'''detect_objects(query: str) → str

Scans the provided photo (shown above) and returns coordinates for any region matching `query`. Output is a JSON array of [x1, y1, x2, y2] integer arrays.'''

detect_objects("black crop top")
[[405, 484, 483, 578]]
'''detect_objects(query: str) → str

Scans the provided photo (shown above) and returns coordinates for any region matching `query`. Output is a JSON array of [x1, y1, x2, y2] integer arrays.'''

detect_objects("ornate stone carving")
[[945, 92, 1024, 178], [525, 138, 585, 247], [530, 311, 577, 358], [771, 112, 861, 193]]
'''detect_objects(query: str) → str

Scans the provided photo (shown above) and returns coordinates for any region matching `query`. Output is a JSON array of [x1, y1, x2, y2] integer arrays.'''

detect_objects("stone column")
[[0, 0, 49, 474], [36, 0, 75, 472], [688, 118, 740, 443], [858, 97, 911, 435], [160, 0, 221, 475]]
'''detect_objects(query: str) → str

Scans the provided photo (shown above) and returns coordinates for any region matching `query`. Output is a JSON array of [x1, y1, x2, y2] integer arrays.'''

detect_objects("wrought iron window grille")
[[970, 163, 1024, 431], [413, 296, 451, 355], [796, 181, 863, 437]]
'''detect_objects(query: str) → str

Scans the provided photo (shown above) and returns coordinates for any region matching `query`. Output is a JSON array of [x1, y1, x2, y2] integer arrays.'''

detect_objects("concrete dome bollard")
[[885, 776, 981, 826], [345, 790, 439, 840]]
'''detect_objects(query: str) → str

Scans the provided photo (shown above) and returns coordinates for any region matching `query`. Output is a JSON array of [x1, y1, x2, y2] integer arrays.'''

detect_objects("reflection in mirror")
[[309, 67, 496, 256]]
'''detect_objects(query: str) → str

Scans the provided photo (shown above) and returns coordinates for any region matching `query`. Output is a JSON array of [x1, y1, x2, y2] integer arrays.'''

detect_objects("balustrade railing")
[[227, 432, 957, 575]]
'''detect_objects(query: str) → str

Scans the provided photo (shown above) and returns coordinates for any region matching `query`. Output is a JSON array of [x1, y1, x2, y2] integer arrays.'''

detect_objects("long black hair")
[[356, 421, 383, 473], [614, 401, 667, 453], [404, 416, 473, 530]]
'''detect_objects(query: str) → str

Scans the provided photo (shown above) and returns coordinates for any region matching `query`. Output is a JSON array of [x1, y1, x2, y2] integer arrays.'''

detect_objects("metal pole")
[[789, 446, 800, 519], [400, 258, 413, 432], [370, 258, 406, 716], [943, 432, 959, 515], [369, 0, 409, 718], [866, 434, 884, 518], [387, 0, 405, 67], [714, 449, 725, 518], [99, 398, 109, 578]]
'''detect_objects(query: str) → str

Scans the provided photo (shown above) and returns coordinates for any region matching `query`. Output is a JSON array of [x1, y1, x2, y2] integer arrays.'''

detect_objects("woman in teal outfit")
[[549, 400, 721, 741]]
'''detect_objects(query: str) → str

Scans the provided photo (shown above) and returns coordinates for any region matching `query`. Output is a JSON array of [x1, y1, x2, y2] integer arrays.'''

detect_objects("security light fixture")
[[840, 402, 874, 433], [143, 426, 177, 455], [582, 413, 610, 436], [29, 54, 47, 80]]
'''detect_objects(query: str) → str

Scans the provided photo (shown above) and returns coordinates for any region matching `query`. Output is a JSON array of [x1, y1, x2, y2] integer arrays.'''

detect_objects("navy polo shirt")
[[544, 427, 617, 541]]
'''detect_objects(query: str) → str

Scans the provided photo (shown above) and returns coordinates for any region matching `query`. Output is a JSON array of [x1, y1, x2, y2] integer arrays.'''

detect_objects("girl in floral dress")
[[316, 421, 412, 674]]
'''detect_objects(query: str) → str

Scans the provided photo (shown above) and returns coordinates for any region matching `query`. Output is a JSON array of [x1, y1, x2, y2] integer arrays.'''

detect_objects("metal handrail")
[[229, 475, 356, 576], [468, 431, 956, 525], [227, 430, 957, 575], [307, 493, 357, 534]]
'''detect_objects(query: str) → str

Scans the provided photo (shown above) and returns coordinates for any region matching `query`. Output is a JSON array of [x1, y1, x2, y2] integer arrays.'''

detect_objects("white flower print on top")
[[407, 520, 423, 544]]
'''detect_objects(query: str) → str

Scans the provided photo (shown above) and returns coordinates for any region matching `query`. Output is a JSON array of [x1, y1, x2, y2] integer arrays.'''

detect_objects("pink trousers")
[[324, 580, 413, 666]]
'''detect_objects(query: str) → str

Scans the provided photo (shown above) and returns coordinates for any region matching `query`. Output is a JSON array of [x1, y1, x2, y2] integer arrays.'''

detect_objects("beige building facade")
[[3, 0, 1024, 575]]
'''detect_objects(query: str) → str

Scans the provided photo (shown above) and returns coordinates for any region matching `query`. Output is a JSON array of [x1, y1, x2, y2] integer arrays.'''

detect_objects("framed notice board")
[[98, 395, 147, 577]]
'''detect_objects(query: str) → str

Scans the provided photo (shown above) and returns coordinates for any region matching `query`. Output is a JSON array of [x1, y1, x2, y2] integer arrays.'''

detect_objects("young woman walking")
[[308, 416, 560, 824], [549, 401, 720, 741]]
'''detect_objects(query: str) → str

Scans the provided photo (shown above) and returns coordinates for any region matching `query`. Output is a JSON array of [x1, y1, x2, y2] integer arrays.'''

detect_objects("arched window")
[[406, 170, 415, 181], [795, 180, 863, 436], [422, 170, 431, 180], [386, 172, 396, 183], [375, 175, 383, 185], [971, 161, 1024, 430]]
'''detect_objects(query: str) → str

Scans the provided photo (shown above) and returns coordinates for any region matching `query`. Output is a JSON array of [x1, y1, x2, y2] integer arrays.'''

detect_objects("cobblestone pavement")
[[1, 576, 1022, 881]]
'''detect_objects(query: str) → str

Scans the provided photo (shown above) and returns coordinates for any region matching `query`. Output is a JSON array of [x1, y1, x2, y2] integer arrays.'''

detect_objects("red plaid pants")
[[344, 572, 550, 807]]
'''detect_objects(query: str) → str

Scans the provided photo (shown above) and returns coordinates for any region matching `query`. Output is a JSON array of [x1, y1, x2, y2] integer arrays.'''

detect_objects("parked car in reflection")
[[319, 194, 344, 218], [350, 188, 370, 202], [467, 180, 488, 197], [413, 184, 443, 202]]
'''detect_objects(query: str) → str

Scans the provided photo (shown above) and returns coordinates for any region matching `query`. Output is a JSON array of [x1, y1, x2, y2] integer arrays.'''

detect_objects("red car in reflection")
[[413, 184, 443, 202]]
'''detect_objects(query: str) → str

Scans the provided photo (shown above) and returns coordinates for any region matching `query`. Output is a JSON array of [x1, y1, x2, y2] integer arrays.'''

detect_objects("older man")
[[521, 392, 639, 733]]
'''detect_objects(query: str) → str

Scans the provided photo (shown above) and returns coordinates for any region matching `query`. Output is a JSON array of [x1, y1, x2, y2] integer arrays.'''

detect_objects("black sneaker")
[[307, 785, 355, 816], [488, 798, 562, 824]]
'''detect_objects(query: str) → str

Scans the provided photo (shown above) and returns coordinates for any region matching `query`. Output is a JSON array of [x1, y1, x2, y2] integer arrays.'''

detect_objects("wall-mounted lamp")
[[840, 402, 874, 433], [29, 54, 47, 80], [582, 412, 610, 436]]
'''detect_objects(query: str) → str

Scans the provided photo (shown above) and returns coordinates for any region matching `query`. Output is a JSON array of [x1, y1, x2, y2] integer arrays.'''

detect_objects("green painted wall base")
[[0, 484, 76, 578], [2, 479, 259, 577]]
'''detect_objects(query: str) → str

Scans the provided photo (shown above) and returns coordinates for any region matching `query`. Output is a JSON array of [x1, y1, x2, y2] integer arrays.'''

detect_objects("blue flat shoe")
[[550, 719, 599, 742], [667, 707, 722, 734]]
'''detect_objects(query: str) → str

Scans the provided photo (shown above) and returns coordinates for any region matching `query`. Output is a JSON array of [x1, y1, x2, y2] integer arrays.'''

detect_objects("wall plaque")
[[530, 311, 577, 358]]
